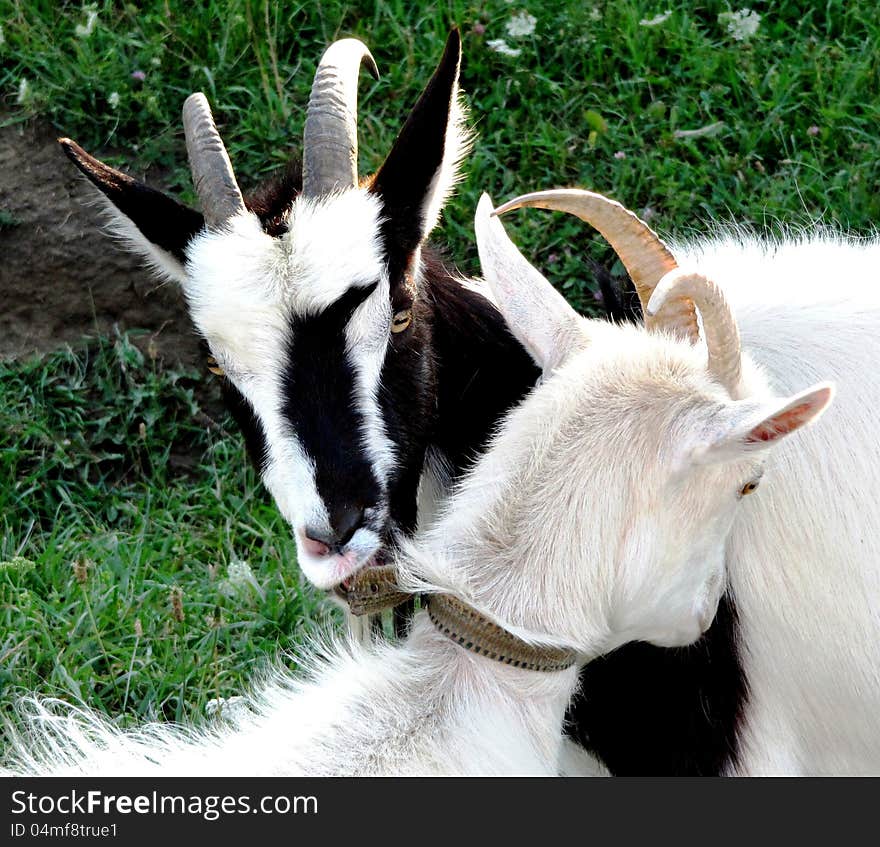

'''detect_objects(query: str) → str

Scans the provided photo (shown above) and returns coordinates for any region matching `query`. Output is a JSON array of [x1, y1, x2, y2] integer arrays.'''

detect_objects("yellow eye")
[[740, 480, 760, 497], [391, 308, 413, 334], [206, 354, 225, 377]]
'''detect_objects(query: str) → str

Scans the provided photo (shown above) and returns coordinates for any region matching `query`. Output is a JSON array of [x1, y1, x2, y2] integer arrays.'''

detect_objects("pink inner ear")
[[745, 390, 831, 444], [746, 420, 784, 443]]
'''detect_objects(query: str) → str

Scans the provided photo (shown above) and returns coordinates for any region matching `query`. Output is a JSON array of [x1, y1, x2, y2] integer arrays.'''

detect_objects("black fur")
[[220, 381, 271, 472], [280, 283, 383, 544], [375, 275, 437, 540], [375, 248, 541, 541], [567, 594, 748, 775], [591, 258, 642, 326], [244, 161, 303, 236], [425, 252, 541, 477]]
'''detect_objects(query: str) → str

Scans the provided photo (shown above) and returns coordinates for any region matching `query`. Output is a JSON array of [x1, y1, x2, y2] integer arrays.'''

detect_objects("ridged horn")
[[302, 39, 379, 198], [648, 271, 744, 398], [182, 93, 245, 229], [494, 189, 698, 338]]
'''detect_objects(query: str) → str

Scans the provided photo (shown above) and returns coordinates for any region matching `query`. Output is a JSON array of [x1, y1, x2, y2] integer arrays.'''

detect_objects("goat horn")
[[494, 189, 698, 338], [182, 93, 245, 229], [302, 39, 379, 198], [648, 271, 744, 398]]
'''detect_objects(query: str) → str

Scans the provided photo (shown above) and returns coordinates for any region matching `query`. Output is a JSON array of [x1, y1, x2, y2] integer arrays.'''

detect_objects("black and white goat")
[[60, 29, 537, 608], [59, 32, 758, 775]]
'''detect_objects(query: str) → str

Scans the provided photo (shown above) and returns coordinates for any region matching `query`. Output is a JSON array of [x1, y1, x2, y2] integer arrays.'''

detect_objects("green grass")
[[0, 335, 331, 736], [1, 1, 879, 736], [3, 1, 878, 308]]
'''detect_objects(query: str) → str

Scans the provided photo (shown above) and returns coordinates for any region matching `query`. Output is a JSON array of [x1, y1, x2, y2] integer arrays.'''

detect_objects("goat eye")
[[391, 308, 413, 334], [206, 354, 225, 377], [740, 480, 760, 497]]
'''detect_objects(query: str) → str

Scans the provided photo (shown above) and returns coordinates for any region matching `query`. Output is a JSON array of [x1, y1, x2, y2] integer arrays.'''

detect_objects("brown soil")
[[0, 118, 203, 369]]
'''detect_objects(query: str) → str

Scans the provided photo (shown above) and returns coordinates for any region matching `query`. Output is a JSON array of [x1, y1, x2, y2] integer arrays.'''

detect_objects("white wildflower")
[[487, 38, 522, 57], [205, 696, 252, 723], [16, 78, 30, 105], [75, 4, 99, 38], [640, 10, 672, 27], [718, 9, 761, 41], [108, 91, 120, 109], [219, 557, 265, 600], [0, 25, 6, 46], [505, 11, 537, 38]]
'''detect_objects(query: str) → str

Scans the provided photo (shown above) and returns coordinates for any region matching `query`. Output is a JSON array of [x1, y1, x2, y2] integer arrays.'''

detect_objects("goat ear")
[[475, 194, 586, 373], [370, 28, 472, 284], [692, 383, 835, 466], [59, 138, 204, 283]]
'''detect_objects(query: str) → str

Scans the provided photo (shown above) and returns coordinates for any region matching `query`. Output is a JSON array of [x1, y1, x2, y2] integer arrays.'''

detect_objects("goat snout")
[[303, 504, 366, 556]]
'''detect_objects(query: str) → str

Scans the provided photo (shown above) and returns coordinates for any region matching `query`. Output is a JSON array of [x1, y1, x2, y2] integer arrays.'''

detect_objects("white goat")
[[482, 188, 880, 775], [2, 192, 839, 776]]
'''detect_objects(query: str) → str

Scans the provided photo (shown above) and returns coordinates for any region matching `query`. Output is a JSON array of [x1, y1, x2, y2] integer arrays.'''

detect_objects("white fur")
[[2, 619, 578, 776], [670, 232, 880, 774]]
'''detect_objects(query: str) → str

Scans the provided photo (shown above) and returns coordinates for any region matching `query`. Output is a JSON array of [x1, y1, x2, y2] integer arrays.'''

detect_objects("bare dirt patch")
[[0, 118, 202, 369]]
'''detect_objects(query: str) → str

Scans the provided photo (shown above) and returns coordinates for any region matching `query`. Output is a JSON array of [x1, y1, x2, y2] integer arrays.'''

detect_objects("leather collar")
[[426, 593, 577, 673]]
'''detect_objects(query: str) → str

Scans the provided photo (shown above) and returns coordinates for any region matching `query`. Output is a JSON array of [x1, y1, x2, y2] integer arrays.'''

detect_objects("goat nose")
[[302, 505, 365, 556], [330, 503, 365, 547]]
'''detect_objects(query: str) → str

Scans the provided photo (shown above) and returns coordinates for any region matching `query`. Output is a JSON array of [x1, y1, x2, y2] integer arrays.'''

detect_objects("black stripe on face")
[[280, 283, 383, 532]]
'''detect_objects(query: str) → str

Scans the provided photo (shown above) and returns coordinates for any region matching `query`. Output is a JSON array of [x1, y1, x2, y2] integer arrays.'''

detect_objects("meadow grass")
[[0, 334, 332, 733], [4, 1, 879, 303], [1, 1, 879, 734]]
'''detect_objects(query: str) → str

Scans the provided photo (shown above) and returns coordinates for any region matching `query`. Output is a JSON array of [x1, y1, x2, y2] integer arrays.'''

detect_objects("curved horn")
[[648, 271, 744, 398], [494, 189, 698, 338], [302, 39, 379, 198], [182, 93, 245, 229]]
